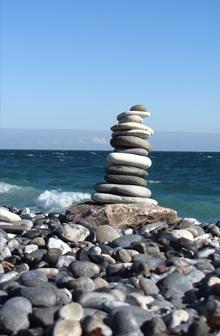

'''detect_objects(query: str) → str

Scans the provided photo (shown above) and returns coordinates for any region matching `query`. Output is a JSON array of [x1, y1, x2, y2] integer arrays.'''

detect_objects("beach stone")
[[115, 248, 132, 262], [82, 312, 112, 336], [111, 122, 152, 132], [111, 234, 143, 248], [105, 174, 147, 186], [20, 287, 57, 307], [117, 111, 150, 120], [69, 261, 100, 278], [95, 184, 151, 197], [119, 115, 144, 123], [170, 309, 189, 329], [59, 302, 83, 321], [48, 237, 71, 255], [96, 225, 120, 243], [139, 278, 159, 295], [111, 136, 152, 151], [19, 270, 48, 285], [0, 207, 21, 222], [53, 319, 82, 336], [24, 244, 38, 254], [107, 153, 152, 170], [112, 309, 143, 336], [68, 277, 95, 291], [106, 165, 148, 177], [32, 306, 60, 327], [142, 317, 167, 336], [58, 223, 89, 243], [0, 297, 32, 333], [130, 104, 147, 111], [160, 271, 193, 299], [92, 193, 157, 205], [170, 229, 194, 241], [77, 292, 114, 309], [67, 203, 177, 228], [113, 147, 148, 156], [45, 248, 62, 266], [112, 129, 150, 139]]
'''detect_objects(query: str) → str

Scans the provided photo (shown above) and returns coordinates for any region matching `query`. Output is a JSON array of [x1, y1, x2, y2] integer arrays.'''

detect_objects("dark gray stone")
[[112, 309, 143, 336], [111, 234, 143, 248], [106, 165, 148, 177], [113, 147, 149, 156], [20, 287, 57, 307], [18, 270, 48, 286], [31, 306, 61, 327], [159, 272, 193, 299], [105, 174, 147, 187], [111, 136, 151, 151]]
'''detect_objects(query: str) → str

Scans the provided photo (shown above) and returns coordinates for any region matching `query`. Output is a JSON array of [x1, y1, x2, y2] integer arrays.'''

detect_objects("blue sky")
[[1, 0, 220, 149]]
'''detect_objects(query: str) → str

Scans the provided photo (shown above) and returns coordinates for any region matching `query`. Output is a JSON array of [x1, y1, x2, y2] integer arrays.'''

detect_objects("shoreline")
[[0, 205, 220, 335]]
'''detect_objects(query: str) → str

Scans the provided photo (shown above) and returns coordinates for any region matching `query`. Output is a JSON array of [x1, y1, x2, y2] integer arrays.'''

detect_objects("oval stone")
[[119, 115, 143, 124], [69, 261, 100, 278], [105, 174, 147, 186], [94, 183, 151, 197], [112, 129, 151, 139], [106, 165, 148, 177], [111, 122, 153, 134], [130, 104, 147, 111], [91, 193, 157, 205], [117, 111, 150, 120], [113, 147, 148, 156], [107, 153, 152, 169], [111, 136, 152, 151]]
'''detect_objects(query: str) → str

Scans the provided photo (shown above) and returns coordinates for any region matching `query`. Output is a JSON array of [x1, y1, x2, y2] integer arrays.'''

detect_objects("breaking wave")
[[0, 182, 22, 193]]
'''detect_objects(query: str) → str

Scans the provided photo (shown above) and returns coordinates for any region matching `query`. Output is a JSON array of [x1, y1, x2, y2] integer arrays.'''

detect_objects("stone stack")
[[92, 104, 157, 205]]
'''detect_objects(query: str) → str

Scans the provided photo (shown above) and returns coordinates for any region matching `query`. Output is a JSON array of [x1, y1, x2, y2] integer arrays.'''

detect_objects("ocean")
[[0, 150, 219, 222]]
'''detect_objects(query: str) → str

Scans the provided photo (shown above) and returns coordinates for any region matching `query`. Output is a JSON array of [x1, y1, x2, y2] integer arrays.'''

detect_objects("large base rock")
[[67, 203, 177, 228]]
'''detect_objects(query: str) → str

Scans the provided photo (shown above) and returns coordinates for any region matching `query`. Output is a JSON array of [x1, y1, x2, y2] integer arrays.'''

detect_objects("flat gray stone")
[[95, 183, 151, 197], [112, 129, 150, 139], [20, 287, 57, 307], [105, 174, 147, 187], [111, 122, 151, 132], [111, 136, 152, 151], [111, 234, 143, 248], [106, 165, 148, 177], [119, 115, 143, 123], [113, 147, 148, 156], [92, 193, 157, 205]]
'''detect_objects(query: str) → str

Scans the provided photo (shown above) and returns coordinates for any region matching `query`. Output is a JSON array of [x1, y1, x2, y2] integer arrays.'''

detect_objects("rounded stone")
[[111, 122, 153, 134], [106, 165, 148, 177], [130, 104, 147, 111], [105, 174, 147, 187], [20, 287, 57, 307], [107, 153, 152, 169], [117, 111, 150, 120], [95, 183, 151, 197], [53, 319, 82, 336], [68, 277, 95, 291], [91, 193, 157, 205], [58, 223, 90, 243], [18, 270, 48, 285], [69, 261, 100, 278], [113, 147, 148, 156], [0, 296, 32, 333], [96, 225, 120, 243], [119, 115, 143, 123], [112, 309, 140, 335], [111, 234, 143, 248], [59, 302, 83, 321], [112, 129, 151, 139], [111, 136, 152, 151]]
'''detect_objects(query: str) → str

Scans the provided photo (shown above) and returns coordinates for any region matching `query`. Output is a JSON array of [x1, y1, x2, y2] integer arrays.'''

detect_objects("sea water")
[[0, 150, 219, 222]]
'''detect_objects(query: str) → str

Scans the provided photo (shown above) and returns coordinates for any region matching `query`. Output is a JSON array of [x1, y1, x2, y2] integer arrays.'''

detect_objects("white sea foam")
[[0, 182, 21, 193], [36, 190, 91, 209], [148, 180, 161, 184]]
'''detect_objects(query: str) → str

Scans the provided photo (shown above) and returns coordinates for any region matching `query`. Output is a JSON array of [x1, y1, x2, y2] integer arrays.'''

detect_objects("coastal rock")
[[111, 136, 152, 151], [69, 261, 100, 278], [96, 225, 120, 243], [48, 237, 71, 255], [0, 207, 21, 222], [94, 184, 151, 197], [106, 165, 148, 177], [107, 153, 152, 169], [67, 203, 177, 228], [111, 122, 153, 133], [112, 129, 150, 139]]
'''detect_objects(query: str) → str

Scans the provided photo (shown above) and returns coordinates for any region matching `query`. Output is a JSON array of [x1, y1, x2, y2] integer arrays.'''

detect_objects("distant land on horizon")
[[0, 128, 220, 152]]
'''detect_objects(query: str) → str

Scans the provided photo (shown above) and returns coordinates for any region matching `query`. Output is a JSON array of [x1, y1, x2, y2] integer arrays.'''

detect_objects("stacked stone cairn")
[[92, 104, 158, 205]]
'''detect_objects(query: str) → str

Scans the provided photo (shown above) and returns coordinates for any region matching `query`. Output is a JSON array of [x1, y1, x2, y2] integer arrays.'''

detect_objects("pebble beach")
[[0, 205, 220, 335]]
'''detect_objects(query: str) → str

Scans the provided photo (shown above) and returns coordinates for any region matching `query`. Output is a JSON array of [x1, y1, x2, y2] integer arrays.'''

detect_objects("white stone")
[[171, 309, 189, 328], [0, 207, 21, 222], [170, 229, 194, 241], [59, 302, 83, 321], [181, 217, 201, 225], [24, 244, 38, 254], [111, 122, 154, 134], [208, 276, 220, 286], [91, 193, 158, 205], [95, 184, 151, 197], [117, 111, 151, 119], [53, 319, 82, 336], [48, 237, 71, 255], [107, 153, 152, 169]]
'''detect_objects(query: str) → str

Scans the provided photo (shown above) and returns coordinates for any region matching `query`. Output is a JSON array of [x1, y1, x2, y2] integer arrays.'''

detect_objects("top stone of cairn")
[[92, 104, 157, 205]]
